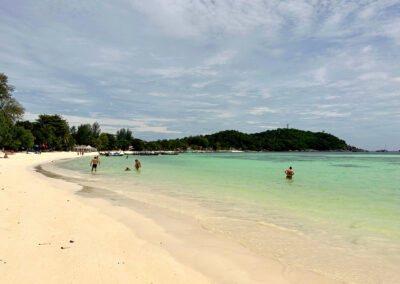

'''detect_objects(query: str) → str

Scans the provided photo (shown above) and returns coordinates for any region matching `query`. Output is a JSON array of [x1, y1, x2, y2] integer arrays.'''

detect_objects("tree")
[[94, 133, 109, 150], [116, 128, 133, 150], [0, 112, 13, 148], [131, 138, 144, 151], [74, 122, 101, 146], [106, 133, 117, 149], [70, 126, 77, 136], [75, 124, 92, 145], [16, 120, 34, 131], [33, 115, 73, 150], [91, 122, 101, 138], [1, 115, 34, 150], [0, 73, 24, 122], [11, 126, 34, 149]]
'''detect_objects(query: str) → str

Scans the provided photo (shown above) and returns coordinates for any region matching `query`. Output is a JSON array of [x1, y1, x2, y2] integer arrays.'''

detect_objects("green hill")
[[144, 128, 357, 151]]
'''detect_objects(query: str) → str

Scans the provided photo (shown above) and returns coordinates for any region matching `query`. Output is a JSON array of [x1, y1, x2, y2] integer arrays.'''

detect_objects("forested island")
[[1, 72, 361, 152], [149, 129, 359, 152]]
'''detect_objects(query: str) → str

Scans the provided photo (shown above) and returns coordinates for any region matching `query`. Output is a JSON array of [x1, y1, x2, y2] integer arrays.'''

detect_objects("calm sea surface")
[[56, 152, 400, 283]]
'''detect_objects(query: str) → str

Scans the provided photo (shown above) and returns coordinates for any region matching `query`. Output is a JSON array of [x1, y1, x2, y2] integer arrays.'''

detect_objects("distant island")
[[141, 129, 365, 152]]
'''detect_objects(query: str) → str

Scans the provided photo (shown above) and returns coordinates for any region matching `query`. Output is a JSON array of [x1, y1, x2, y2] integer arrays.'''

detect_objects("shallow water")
[[56, 152, 400, 283]]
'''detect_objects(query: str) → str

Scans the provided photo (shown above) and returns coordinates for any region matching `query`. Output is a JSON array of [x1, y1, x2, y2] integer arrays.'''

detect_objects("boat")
[[160, 151, 179, 155], [100, 151, 124, 157], [139, 151, 159, 156]]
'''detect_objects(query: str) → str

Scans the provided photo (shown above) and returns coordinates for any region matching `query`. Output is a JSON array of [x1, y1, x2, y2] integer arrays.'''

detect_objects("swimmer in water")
[[284, 166, 294, 179], [135, 159, 141, 171], [125, 167, 131, 171]]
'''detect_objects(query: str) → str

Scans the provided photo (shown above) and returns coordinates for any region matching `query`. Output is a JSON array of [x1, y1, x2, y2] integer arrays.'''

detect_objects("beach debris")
[[69, 240, 74, 243], [60, 246, 70, 250], [38, 242, 51, 246]]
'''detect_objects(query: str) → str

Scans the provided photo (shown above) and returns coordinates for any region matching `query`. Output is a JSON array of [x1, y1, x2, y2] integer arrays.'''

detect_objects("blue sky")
[[1, 0, 399, 150]]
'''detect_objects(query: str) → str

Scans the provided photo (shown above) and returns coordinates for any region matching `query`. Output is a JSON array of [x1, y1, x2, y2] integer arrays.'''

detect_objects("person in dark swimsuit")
[[90, 156, 100, 172], [285, 166, 294, 179]]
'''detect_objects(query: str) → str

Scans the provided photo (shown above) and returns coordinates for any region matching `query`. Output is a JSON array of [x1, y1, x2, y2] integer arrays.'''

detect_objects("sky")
[[1, 0, 399, 150]]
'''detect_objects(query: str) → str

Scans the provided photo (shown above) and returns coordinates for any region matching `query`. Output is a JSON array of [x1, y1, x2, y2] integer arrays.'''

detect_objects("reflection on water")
[[285, 178, 294, 185]]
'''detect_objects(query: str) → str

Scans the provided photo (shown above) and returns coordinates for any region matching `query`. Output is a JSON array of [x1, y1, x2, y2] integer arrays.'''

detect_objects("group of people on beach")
[[89, 156, 141, 173]]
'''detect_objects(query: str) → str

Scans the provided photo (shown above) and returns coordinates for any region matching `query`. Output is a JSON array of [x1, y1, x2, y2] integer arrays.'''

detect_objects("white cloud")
[[98, 47, 133, 62], [204, 50, 236, 66], [313, 67, 327, 84], [141, 50, 235, 79], [128, 0, 284, 38], [192, 80, 214, 88], [358, 72, 388, 81], [215, 110, 238, 119], [144, 67, 186, 78], [59, 98, 90, 104], [126, 0, 399, 43], [249, 107, 277, 115], [383, 19, 400, 45], [134, 126, 180, 133], [324, 96, 339, 100], [258, 125, 278, 129], [147, 92, 168, 97], [300, 111, 350, 118], [23, 113, 180, 134]]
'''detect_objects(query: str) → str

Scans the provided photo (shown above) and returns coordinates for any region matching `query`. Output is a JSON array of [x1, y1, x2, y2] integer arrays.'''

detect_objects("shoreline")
[[0, 152, 342, 283]]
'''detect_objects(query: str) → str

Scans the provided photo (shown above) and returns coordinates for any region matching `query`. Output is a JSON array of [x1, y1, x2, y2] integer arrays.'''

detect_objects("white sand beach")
[[0, 152, 341, 284]]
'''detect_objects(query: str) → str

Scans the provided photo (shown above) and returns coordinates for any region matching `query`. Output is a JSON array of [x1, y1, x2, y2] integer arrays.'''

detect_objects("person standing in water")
[[285, 166, 294, 179], [90, 156, 100, 172], [134, 159, 141, 171]]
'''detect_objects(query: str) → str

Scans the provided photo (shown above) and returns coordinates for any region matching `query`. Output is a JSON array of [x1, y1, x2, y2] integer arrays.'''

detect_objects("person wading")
[[135, 159, 141, 171], [284, 166, 294, 179], [90, 156, 100, 172]]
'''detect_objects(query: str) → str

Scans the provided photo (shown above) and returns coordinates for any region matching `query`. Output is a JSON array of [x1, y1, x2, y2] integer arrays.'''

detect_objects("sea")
[[50, 152, 400, 283]]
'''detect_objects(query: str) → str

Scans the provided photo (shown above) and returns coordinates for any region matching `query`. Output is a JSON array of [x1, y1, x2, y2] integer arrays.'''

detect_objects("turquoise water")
[[57, 152, 400, 283]]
